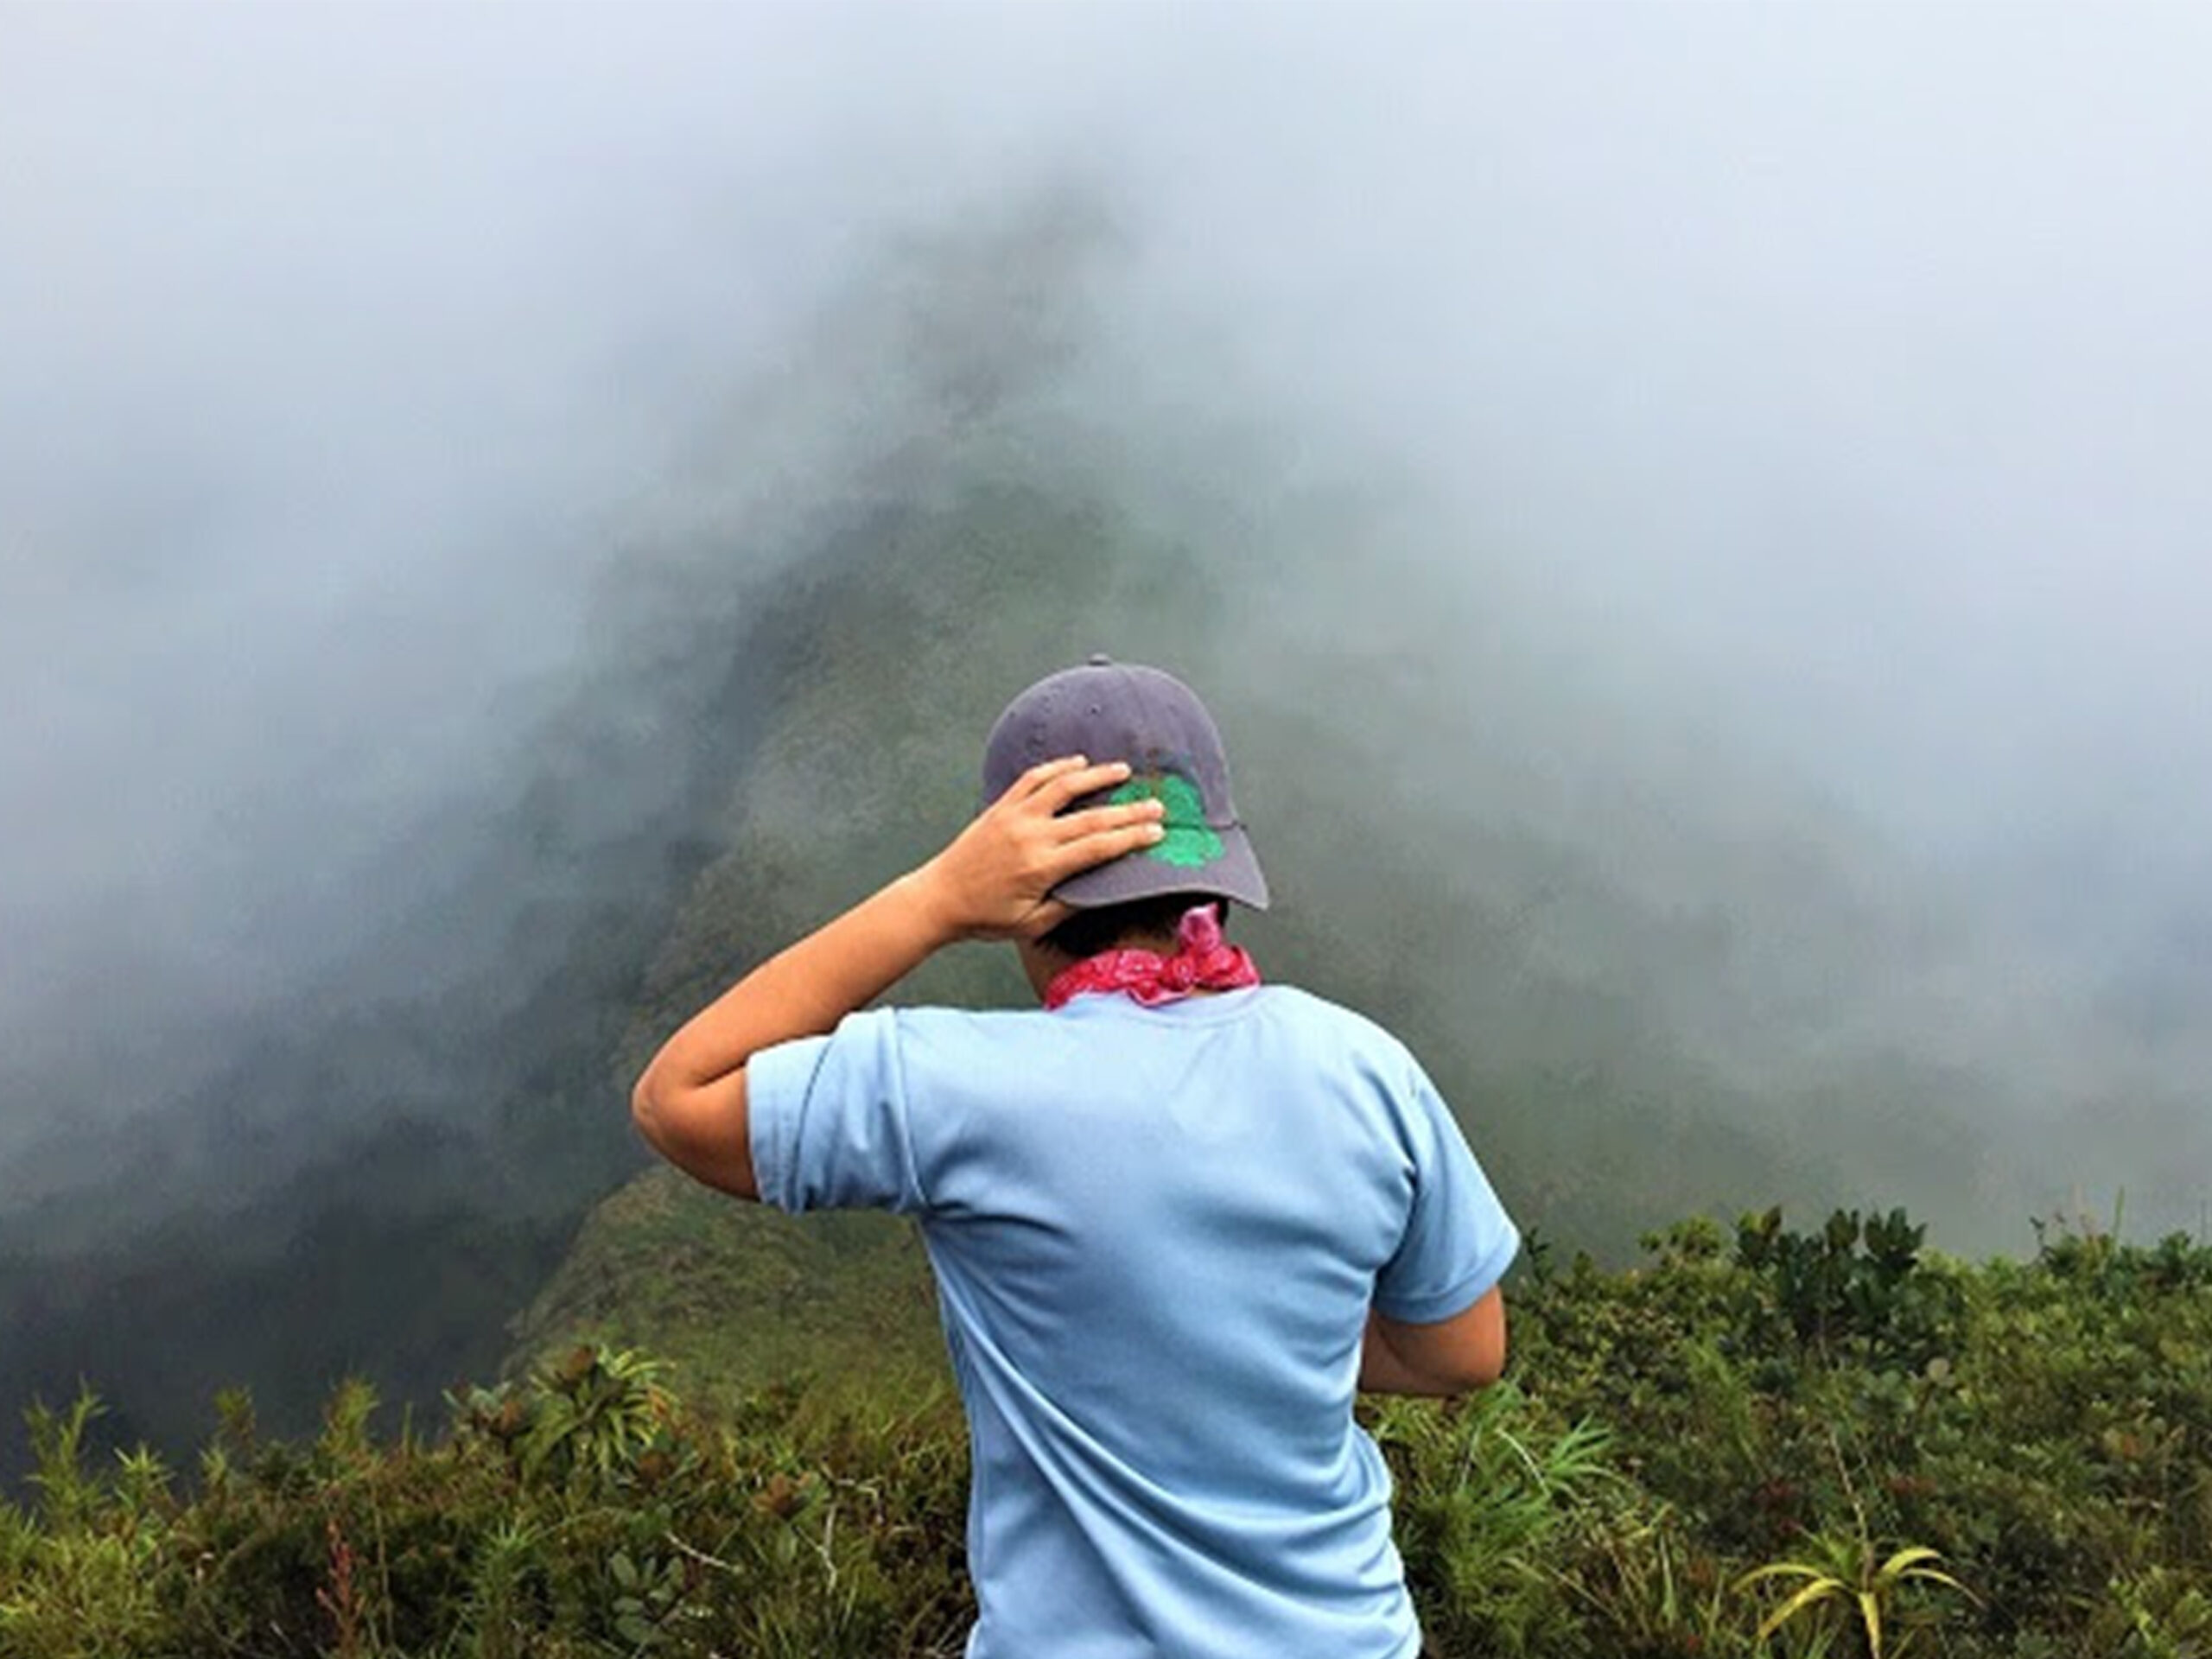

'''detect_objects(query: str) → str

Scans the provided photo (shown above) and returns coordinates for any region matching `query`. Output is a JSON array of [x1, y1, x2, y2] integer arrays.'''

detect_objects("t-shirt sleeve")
[[745, 1007, 928, 1215], [1373, 1054, 1520, 1324]]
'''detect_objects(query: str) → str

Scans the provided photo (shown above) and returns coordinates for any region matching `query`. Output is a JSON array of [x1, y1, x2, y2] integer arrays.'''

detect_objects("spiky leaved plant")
[[1376, 1381, 1625, 1652], [1738, 1536, 1969, 1657], [519, 1345, 674, 1490]]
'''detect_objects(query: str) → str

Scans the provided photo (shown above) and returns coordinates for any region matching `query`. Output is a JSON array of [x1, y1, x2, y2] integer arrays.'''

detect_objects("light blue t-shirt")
[[747, 984, 1518, 1659]]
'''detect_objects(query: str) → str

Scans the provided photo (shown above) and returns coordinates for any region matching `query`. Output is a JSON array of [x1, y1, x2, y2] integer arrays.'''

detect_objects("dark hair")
[[1044, 894, 1230, 961]]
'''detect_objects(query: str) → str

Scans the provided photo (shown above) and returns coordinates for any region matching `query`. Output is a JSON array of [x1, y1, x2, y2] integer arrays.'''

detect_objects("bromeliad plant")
[[1738, 1534, 1971, 1657], [451, 1343, 677, 1490]]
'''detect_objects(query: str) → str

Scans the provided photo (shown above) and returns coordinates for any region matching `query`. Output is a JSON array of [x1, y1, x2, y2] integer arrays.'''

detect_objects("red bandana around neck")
[[1043, 904, 1262, 1012]]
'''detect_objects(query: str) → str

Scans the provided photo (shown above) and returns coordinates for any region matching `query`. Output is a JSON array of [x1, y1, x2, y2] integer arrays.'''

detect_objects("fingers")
[[1013, 758, 1166, 873], [970, 756, 1168, 922], [1015, 754, 1098, 788], [1010, 755, 1135, 810], [1037, 815, 1166, 883], [1093, 817, 1169, 858], [1011, 760, 1177, 840], [1053, 796, 1166, 843]]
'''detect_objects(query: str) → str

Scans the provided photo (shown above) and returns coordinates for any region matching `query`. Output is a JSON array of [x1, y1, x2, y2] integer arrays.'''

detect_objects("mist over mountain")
[[4, 5, 2209, 1468]]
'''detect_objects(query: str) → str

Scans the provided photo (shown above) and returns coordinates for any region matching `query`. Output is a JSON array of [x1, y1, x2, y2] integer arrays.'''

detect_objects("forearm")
[[631, 755, 1163, 1200], [1358, 1313, 1459, 1397], [639, 871, 953, 1099], [1357, 1291, 1509, 1396]]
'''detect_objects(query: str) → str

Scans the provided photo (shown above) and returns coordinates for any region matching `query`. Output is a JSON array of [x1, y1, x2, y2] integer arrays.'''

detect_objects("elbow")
[[1440, 1294, 1510, 1394], [1415, 1351, 1507, 1400], [626, 1061, 762, 1202], [1364, 1293, 1509, 1397], [1466, 1308, 1510, 1390], [1463, 1342, 1508, 1392], [630, 1061, 671, 1149], [1429, 1343, 1507, 1398]]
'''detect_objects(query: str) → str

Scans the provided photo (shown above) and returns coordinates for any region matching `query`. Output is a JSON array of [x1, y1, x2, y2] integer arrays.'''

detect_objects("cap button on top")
[[1086, 652, 1112, 666]]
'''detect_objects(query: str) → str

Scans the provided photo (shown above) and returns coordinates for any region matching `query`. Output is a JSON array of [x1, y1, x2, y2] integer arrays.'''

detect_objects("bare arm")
[[1359, 1286, 1508, 1396], [630, 757, 1165, 1199]]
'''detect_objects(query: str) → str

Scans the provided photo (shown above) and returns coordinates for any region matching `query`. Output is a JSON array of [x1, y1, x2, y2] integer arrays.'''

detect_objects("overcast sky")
[[4, 3, 2209, 1169]]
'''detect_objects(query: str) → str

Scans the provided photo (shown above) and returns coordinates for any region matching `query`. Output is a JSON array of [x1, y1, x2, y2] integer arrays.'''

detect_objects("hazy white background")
[[4, 5, 2209, 1211]]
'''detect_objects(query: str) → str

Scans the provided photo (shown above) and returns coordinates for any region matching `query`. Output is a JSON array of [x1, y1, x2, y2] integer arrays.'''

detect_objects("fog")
[[4, 2, 2209, 1311]]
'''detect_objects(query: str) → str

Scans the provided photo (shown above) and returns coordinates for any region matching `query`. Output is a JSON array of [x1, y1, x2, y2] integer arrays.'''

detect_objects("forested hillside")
[[7, 450, 2205, 1640], [9, 188, 2167, 1484], [0, 449, 2034, 1478]]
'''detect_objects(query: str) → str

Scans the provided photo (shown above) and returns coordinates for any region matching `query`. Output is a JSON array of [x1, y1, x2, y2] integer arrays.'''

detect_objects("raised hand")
[[915, 757, 1166, 943]]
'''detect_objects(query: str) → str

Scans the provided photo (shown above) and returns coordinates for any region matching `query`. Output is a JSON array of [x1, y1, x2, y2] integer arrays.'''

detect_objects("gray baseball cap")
[[981, 656, 1270, 911]]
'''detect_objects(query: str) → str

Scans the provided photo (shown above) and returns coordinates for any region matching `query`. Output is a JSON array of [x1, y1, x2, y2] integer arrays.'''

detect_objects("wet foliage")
[[3, 1208, 2208, 1656]]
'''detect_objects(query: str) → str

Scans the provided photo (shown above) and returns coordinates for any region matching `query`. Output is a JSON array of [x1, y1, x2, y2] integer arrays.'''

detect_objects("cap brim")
[[1052, 824, 1270, 912]]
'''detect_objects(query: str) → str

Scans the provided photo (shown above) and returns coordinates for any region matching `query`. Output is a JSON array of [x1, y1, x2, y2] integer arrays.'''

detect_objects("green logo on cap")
[[1111, 774, 1224, 868]]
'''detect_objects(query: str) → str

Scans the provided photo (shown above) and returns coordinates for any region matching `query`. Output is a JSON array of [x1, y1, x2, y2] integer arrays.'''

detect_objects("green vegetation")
[[507, 1169, 946, 1413], [3, 445, 2082, 1477], [5, 1206, 2207, 1656]]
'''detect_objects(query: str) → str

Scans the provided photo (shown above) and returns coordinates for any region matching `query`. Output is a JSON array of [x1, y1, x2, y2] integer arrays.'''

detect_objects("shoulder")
[[868, 1002, 1059, 1043], [1254, 982, 1395, 1035], [827, 1002, 1084, 1071], [1243, 988, 1464, 1152], [846, 990, 1425, 1079], [1248, 984, 1423, 1067]]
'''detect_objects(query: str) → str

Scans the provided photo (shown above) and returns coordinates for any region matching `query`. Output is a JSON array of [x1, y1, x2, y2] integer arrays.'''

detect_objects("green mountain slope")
[[508, 1170, 944, 1406], [7, 194, 2157, 1484], [513, 470, 1963, 1386]]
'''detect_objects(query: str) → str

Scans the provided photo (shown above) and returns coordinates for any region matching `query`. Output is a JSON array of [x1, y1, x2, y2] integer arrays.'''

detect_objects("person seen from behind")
[[633, 658, 1519, 1658]]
